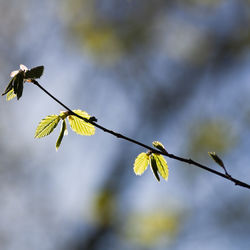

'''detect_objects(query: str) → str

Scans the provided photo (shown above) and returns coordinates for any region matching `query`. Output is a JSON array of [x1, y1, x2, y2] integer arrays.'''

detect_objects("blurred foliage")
[[181, 0, 224, 7], [59, 0, 169, 63], [124, 210, 181, 247], [91, 189, 116, 226], [188, 119, 237, 159]]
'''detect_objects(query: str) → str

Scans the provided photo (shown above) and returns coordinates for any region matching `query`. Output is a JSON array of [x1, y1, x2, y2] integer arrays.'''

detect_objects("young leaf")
[[68, 109, 95, 136], [35, 115, 60, 138], [152, 141, 167, 153], [208, 152, 225, 168], [13, 72, 24, 100], [150, 154, 160, 182], [25, 66, 44, 79], [6, 88, 16, 101], [153, 154, 169, 181], [56, 119, 67, 151], [134, 152, 150, 175], [2, 77, 14, 96]]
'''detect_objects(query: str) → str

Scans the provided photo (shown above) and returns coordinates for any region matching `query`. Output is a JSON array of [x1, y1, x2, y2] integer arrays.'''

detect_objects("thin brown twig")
[[32, 80, 250, 190]]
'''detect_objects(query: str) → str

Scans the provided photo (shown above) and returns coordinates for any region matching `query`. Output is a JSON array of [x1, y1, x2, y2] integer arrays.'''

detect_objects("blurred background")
[[0, 0, 250, 249]]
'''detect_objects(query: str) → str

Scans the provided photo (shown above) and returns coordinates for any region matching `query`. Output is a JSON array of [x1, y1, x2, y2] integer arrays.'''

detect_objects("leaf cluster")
[[2, 65, 44, 100], [35, 110, 95, 150], [134, 141, 169, 181]]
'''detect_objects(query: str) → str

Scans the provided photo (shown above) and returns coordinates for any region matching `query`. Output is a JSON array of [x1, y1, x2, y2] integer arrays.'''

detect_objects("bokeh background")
[[1, 0, 250, 249]]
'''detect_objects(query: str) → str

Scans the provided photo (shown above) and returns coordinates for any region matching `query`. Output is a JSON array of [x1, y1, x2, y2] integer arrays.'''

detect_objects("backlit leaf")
[[134, 152, 149, 175], [152, 141, 167, 153], [6, 89, 16, 101], [25, 66, 44, 79], [35, 115, 60, 138], [153, 154, 169, 181], [56, 119, 67, 151], [150, 154, 160, 182], [68, 109, 95, 136]]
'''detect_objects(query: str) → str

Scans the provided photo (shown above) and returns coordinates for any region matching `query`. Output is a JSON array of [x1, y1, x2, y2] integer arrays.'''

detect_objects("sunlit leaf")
[[152, 141, 167, 153], [6, 89, 16, 101], [25, 66, 44, 79], [68, 109, 95, 136], [153, 154, 169, 181], [56, 119, 67, 151], [35, 115, 60, 138], [134, 152, 149, 175], [208, 152, 225, 168], [150, 154, 160, 182]]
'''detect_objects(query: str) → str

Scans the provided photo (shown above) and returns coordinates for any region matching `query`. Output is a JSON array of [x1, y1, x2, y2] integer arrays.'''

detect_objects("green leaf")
[[208, 152, 225, 168], [13, 72, 24, 100], [59, 111, 69, 120], [25, 66, 44, 79], [150, 154, 160, 182], [6, 88, 16, 101], [56, 119, 67, 151], [153, 154, 169, 181], [134, 152, 150, 175], [2, 77, 14, 96], [68, 109, 95, 136], [35, 115, 60, 138], [152, 141, 167, 153]]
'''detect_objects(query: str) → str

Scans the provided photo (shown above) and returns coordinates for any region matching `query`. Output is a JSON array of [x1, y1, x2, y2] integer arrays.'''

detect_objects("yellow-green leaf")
[[152, 141, 167, 153], [6, 89, 16, 101], [153, 154, 169, 181], [68, 109, 95, 136], [134, 152, 149, 175], [56, 119, 67, 151], [35, 115, 60, 138], [150, 154, 160, 181]]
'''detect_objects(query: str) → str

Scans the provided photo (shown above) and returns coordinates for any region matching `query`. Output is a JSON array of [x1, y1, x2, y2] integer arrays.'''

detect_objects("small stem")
[[32, 80, 250, 190]]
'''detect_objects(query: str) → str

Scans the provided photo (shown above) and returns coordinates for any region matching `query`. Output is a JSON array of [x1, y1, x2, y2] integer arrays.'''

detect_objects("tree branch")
[[32, 80, 250, 190]]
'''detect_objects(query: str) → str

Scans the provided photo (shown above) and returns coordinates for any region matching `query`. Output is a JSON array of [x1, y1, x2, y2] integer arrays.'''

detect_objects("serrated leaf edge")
[[35, 115, 60, 138]]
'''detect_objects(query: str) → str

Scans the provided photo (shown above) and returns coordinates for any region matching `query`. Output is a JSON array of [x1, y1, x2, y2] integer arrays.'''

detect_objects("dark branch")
[[32, 80, 250, 190]]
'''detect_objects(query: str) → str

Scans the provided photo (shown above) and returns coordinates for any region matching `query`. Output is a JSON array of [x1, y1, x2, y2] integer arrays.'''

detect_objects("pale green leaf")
[[134, 152, 149, 175], [68, 109, 95, 136], [6, 89, 16, 101], [150, 154, 160, 181], [153, 154, 169, 181], [35, 115, 60, 138], [152, 141, 167, 153], [56, 119, 67, 151]]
